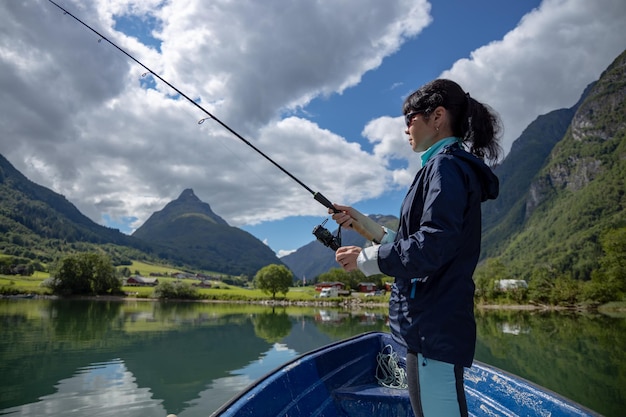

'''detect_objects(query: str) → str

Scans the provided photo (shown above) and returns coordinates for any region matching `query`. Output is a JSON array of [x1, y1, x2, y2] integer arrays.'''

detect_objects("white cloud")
[[1, 0, 624, 253], [277, 249, 296, 258], [439, 0, 626, 154], [362, 116, 422, 188], [0, 0, 428, 234]]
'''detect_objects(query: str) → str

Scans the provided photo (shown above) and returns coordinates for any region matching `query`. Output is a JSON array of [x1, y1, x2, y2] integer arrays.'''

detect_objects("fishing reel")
[[312, 219, 341, 251]]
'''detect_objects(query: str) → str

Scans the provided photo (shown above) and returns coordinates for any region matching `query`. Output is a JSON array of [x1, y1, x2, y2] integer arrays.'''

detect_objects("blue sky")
[[211, 1, 540, 254], [236, 0, 596, 254], [1, 0, 625, 258]]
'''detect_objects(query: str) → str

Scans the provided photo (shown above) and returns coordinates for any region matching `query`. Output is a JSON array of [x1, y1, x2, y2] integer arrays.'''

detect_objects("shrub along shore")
[[2, 291, 625, 314], [2, 274, 625, 312]]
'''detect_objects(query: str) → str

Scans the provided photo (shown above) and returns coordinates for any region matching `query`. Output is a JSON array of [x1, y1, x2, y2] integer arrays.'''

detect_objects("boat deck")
[[211, 332, 599, 417]]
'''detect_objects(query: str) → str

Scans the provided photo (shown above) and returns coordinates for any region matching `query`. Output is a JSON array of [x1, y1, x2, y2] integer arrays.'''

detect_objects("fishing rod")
[[46, 0, 377, 248]]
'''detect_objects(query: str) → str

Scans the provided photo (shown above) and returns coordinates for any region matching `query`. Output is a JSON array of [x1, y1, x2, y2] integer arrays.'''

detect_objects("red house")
[[357, 282, 376, 293], [315, 281, 345, 292]]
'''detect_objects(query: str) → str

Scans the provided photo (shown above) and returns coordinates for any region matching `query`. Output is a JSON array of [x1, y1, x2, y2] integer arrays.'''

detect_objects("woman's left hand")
[[335, 246, 362, 272]]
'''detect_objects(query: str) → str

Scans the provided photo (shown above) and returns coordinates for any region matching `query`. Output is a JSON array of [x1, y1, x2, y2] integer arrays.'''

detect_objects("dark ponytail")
[[403, 79, 502, 164]]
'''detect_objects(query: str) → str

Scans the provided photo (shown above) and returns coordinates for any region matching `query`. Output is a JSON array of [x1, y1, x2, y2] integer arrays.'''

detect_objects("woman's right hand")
[[328, 204, 356, 229], [329, 204, 386, 243]]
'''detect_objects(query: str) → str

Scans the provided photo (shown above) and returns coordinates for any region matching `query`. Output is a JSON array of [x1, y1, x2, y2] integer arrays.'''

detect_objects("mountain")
[[0, 153, 153, 264], [282, 92, 594, 281], [133, 189, 229, 234], [0, 156, 280, 276], [481, 49, 626, 280], [480, 84, 593, 259], [3, 49, 624, 283], [0, 153, 127, 244], [282, 214, 398, 279], [284, 49, 626, 283], [132, 189, 283, 276]]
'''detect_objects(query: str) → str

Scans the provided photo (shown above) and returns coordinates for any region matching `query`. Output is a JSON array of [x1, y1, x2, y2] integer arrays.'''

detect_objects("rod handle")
[[313, 192, 338, 212], [313, 192, 377, 242]]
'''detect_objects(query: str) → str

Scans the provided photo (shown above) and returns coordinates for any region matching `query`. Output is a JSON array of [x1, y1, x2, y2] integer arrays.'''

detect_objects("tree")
[[528, 266, 556, 304], [153, 281, 199, 300], [583, 227, 626, 303], [597, 227, 626, 291], [254, 264, 293, 299], [49, 252, 120, 295], [550, 273, 581, 306], [474, 258, 508, 302]]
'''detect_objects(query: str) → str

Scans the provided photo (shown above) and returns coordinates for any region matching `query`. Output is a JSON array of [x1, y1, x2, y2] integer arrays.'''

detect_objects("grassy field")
[[0, 257, 391, 303], [0, 275, 52, 295], [0, 273, 388, 303], [120, 260, 187, 276]]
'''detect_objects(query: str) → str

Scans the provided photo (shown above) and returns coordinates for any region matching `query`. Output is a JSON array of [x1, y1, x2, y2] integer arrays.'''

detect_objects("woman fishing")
[[330, 78, 501, 417]]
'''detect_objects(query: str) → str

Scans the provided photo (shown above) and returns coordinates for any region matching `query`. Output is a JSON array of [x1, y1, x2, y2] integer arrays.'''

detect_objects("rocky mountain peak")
[[177, 188, 200, 202]]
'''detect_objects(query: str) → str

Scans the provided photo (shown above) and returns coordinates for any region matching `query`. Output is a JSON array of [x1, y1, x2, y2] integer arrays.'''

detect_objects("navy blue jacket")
[[380, 143, 499, 367]]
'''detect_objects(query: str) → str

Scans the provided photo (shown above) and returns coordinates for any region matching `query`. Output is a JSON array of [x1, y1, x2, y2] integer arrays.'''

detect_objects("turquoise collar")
[[420, 137, 460, 166]]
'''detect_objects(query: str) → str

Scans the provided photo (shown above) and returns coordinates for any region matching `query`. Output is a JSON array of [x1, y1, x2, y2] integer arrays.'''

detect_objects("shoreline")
[[3, 293, 625, 314]]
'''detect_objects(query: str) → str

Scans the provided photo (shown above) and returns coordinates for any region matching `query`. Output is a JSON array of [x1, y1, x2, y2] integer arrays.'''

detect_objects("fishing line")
[[46, 0, 338, 213]]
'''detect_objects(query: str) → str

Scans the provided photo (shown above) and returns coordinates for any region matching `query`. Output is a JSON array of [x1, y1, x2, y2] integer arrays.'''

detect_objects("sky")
[[1, 0, 625, 258]]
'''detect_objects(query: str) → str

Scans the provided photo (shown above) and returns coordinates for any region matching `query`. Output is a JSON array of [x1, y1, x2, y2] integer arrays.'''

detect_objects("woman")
[[330, 79, 501, 417]]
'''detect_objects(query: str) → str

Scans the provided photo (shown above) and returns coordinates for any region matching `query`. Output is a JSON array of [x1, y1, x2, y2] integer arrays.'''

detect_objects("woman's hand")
[[328, 204, 356, 229], [335, 246, 362, 272], [329, 204, 386, 243]]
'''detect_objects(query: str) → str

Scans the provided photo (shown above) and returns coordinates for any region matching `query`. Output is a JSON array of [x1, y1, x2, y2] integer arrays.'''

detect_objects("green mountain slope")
[[481, 98, 585, 256], [485, 49, 626, 281], [0, 153, 153, 264], [0, 158, 280, 276], [3, 49, 624, 285], [285, 51, 626, 285], [132, 189, 283, 276]]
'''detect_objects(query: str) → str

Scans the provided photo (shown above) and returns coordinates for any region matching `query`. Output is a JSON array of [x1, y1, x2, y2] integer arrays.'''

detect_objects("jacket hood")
[[443, 144, 499, 202]]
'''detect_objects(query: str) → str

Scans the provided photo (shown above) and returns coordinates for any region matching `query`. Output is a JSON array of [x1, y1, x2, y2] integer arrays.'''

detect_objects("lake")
[[0, 299, 624, 417]]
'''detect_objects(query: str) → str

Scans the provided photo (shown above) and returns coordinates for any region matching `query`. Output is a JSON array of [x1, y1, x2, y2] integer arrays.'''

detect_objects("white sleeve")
[[357, 245, 382, 277]]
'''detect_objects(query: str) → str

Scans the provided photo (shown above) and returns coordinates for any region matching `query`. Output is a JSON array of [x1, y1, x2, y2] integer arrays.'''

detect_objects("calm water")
[[0, 299, 624, 417]]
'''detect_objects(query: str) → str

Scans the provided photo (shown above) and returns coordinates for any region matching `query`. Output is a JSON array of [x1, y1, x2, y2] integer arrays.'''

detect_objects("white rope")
[[375, 344, 408, 389]]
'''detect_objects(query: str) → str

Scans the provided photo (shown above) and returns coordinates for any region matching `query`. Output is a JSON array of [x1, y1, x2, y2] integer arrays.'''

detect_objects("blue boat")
[[210, 331, 600, 417]]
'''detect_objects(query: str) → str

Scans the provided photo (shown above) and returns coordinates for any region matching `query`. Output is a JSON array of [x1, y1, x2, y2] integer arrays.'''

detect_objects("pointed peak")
[[163, 188, 229, 226], [177, 188, 199, 202]]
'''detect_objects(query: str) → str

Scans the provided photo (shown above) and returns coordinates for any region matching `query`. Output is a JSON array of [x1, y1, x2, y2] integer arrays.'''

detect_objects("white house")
[[496, 279, 528, 291], [126, 275, 159, 287]]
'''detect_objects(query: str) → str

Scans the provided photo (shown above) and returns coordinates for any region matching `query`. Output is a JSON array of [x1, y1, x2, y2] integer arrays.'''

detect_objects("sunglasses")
[[405, 111, 421, 127]]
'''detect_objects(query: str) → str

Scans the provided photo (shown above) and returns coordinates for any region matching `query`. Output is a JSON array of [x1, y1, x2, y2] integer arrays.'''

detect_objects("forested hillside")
[[132, 189, 283, 277], [475, 49, 626, 303], [0, 153, 155, 269], [286, 50, 625, 306], [1, 48, 624, 301], [480, 87, 590, 255], [0, 158, 279, 276]]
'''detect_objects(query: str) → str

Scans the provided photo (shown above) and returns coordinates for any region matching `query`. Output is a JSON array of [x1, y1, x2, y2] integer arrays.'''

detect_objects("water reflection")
[[2, 359, 166, 417], [252, 310, 292, 342], [0, 299, 623, 417], [0, 300, 388, 416], [474, 309, 626, 417], [181, 343, 300, 417]]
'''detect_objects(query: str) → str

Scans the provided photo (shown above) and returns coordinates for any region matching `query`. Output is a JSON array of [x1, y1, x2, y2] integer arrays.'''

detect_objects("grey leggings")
[[406, 351, 468, 417]]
